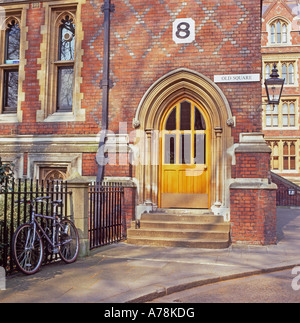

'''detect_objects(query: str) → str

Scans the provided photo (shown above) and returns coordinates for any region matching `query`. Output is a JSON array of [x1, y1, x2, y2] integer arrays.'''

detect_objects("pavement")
[[1, 207, 300, 303]]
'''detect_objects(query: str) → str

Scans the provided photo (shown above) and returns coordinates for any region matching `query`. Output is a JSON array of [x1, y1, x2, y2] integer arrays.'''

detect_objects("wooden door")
[[160, 99, 211, 208]]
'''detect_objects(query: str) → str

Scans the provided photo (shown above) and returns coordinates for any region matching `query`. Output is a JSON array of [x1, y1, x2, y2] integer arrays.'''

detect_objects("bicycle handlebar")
[[15, 196, 51, 204]]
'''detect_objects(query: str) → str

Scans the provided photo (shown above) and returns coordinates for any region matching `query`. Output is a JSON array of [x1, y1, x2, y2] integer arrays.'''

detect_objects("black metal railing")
[[276, 187, 300, 206], [89, 182, 124, 249], [271, 172, 300, 207], [0, 178, 71, 274]]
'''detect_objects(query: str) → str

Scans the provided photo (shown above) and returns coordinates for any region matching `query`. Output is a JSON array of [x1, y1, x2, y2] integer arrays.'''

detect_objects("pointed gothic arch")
[[133, 68, 235, 215]]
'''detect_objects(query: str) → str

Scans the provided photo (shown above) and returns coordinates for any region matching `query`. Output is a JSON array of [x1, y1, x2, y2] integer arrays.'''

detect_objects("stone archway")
[[133, 68, 234, 217]]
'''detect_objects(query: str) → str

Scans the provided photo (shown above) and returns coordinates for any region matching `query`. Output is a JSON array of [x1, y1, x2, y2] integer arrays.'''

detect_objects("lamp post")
[[264, 64, 285, 106]]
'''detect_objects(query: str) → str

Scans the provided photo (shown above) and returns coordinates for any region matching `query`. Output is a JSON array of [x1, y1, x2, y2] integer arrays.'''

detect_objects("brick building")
[[262, 0, 300, 184], [0, 0, 278, 245]]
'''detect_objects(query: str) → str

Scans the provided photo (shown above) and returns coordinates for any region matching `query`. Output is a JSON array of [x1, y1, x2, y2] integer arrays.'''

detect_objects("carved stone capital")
[[227, 118, 235, 127], [132, 118, 140, 129]]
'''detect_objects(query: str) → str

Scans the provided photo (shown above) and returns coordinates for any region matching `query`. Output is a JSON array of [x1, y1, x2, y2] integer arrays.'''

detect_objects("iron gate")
[[89, 182, 124, 249]]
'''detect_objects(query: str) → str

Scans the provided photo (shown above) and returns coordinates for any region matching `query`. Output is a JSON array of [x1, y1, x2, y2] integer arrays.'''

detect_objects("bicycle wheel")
[[12, 223, 43, 275], [58, 219, 79, 264]]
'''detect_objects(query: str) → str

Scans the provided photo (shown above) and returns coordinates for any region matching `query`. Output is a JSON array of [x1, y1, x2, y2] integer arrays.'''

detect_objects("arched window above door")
[[163, 99, 208, 166], [164, 100, 206, 132]]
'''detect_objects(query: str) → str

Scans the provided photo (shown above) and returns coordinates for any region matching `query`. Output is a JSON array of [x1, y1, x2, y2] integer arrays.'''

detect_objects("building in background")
[[262, 0, 300, 184]]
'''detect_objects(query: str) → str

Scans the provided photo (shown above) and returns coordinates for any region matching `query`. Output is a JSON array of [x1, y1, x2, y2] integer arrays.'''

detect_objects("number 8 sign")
[[173, 18, 195, 44]]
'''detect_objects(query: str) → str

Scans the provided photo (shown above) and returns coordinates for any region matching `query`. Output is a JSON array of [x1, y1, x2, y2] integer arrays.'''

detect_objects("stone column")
[[67, 176, 90, 257]]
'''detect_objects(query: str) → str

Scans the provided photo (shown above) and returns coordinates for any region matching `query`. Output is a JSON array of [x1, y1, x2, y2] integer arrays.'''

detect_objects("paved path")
[[1, 207, 300, 303]]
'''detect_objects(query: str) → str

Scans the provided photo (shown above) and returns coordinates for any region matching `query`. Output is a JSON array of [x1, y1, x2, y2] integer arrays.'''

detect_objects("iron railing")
[[276, 187, 300, 206], [0, 178, 71, 273], [89, 182, 124, 249], [271, 172, 300, 207]]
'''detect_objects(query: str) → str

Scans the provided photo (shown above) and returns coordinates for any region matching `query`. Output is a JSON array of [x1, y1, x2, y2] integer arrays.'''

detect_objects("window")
[[269, 141, 279, 170], [36, 5, 85, 122], [265, 104, 278, 127], [282, 63, 294, 85], [56, 15, 75, 112], [282, 102, 295, 127], [264, 100, 297, 129], [163, 100, 207, 166], [270, 19, 289, 45], [283, 142, 296, 170], [3, 69, 18, 113], [39, 167, 68, 181], [1, 18, 20, 114], [264, 61, 296, 86], [268, 140, 298, 172]]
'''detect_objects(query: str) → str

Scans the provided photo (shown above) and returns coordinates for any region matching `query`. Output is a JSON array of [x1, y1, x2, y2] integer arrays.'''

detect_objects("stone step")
[[141, 213, 225, 223], [138, 220, 230, 231], [127, 227, 229, 240], [127, 210, 231, 249], [126, 236, 230, 249]]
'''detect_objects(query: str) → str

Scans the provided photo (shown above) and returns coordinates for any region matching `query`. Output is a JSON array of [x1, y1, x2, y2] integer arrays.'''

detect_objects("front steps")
[[126, 210, 231, 249]]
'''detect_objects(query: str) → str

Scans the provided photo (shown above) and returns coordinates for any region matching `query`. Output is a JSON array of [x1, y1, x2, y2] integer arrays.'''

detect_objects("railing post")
[[67, 176, 90, 257]]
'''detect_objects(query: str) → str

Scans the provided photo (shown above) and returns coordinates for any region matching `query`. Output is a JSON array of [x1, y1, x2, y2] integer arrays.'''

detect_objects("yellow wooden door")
[[160, 99, 211, 208]]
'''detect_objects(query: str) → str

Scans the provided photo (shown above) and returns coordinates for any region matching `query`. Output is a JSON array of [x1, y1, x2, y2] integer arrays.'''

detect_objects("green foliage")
[[0, 157, 14, 193]]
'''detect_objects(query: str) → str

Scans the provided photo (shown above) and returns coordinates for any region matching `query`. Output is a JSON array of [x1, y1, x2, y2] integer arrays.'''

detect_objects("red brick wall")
[[107, 0, 262, 144], [82, 153, 98, 177], [235, 152, 271, 178], [0, 0, 262, 155], [230, 188, 277, 245]]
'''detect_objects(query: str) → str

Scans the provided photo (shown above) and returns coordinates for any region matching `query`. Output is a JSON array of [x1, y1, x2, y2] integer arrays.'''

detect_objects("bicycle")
[[12, 196, 79, 275]]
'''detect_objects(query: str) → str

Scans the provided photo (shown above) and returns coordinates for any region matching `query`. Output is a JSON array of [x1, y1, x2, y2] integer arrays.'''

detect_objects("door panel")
[[160, 99, 211, 209]]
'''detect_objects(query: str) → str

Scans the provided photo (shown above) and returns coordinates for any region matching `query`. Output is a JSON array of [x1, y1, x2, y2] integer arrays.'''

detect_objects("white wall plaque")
[[214, 74, 261, 83], [173, 18, 195, 44]]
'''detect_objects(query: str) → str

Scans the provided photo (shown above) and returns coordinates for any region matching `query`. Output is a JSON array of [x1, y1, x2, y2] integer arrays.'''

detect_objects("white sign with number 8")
[[173, 18, 195, 44]]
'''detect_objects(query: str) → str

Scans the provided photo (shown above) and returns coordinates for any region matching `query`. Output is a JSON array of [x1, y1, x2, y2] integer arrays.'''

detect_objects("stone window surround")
[[262, 97, 299, 130], [0, 4, 28, 124], [27, 152, 82, 180], [267, 139, 299, 174], [267, 16, 292, 46], [36, 0, 84, 122], [263, 58, 298, 88]]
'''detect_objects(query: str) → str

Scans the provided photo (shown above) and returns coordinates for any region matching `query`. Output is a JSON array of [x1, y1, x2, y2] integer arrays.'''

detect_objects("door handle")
[[204, 165, 207, 170]]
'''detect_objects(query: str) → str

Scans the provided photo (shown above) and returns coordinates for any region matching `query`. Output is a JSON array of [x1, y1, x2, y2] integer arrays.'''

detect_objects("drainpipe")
[[97, 0, 115, 182]]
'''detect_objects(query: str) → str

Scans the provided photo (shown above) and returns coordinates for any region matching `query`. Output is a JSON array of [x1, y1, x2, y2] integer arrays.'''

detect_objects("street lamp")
[[264, 64, 285, 106]]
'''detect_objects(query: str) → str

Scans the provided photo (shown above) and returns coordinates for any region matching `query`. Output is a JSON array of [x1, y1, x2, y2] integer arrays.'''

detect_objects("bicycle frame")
[[28, 200, 71, 252]]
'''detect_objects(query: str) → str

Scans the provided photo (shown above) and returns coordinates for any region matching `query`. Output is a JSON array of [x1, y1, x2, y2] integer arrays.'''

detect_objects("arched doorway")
[[133, 68, 234, 216], [160, 98, 211, 208]]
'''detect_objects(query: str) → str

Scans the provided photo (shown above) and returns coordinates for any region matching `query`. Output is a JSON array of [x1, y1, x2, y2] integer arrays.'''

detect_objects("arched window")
[[163, 100, 207, 165], [1, 18, 21, 114], [56, 14, 75, 112], [282, 64, 287, 84], [283, 141, 296, 170], [276, 21, 281, 43], [264, 100, 297, 128], [289, 63, 294, 85], [266, 61, 296, 85], [272, 142, 279, 170], [271, 24, 275, 44], [265, 64, 271, 80], [5, 19, 20, 63], [282, 24, 287, 43], [270, 19, 289, 45]]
